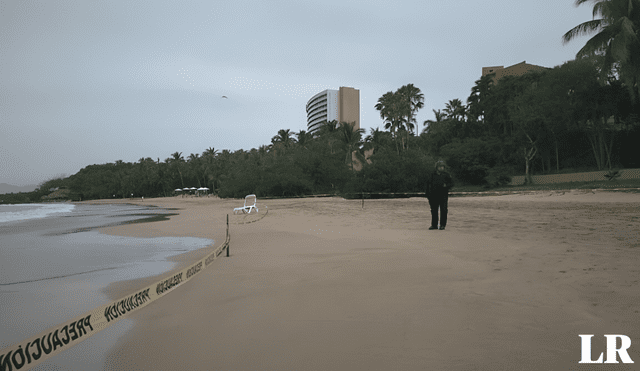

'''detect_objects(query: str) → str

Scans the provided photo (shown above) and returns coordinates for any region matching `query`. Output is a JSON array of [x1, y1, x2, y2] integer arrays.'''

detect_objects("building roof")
[[482, 61, 549, 83]]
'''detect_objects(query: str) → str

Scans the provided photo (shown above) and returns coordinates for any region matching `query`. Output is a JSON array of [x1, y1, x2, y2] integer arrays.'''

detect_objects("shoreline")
[[93, 197, 237, 303], [105, 193, 639, 369], [24, 192, 639, 369], [70, 191, 640, 308], [90, 190, 640, 304], [0, 201, 223, 371]]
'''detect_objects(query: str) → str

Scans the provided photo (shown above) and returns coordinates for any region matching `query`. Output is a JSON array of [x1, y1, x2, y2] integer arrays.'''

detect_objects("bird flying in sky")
[[221, 96, 228, 99]]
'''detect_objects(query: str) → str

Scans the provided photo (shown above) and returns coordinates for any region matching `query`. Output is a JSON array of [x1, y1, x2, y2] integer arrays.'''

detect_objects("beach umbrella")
[[197, 187, 207, 191], [202, 187, 209, 190], [175, 189, 182, 192], [183, 188, 190, 191], [190, 187, 197, 190]]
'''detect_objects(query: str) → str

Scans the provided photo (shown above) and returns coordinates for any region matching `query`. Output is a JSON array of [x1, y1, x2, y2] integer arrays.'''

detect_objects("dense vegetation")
[[3, 0, 640, 202]]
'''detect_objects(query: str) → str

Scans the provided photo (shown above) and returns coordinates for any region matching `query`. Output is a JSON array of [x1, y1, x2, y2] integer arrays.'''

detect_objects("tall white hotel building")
[[306, 87, 360, 133]]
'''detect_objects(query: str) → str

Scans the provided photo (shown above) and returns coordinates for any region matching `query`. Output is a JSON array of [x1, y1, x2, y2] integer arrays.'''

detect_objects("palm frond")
[[574, 0, 596, 6], [563, 19, 604, 44], [575, 27, 615, 57], [591, 1, 608, 18]]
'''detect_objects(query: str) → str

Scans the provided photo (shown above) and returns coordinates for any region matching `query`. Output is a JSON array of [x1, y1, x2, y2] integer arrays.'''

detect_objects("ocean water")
[[0, 202, 76, 223], [0, 203, 215, 370]]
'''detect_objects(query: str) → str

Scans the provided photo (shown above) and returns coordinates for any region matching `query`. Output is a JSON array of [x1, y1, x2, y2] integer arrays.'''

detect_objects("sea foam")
[[0, 203, 76, 223]]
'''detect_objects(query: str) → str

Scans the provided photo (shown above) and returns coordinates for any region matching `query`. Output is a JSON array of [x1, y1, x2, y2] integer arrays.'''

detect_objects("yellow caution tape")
[[0, 228, 230, 371]]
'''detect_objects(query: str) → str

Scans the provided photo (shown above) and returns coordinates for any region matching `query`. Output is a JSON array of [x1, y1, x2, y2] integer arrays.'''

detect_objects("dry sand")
[[86, 191, 639, 370]]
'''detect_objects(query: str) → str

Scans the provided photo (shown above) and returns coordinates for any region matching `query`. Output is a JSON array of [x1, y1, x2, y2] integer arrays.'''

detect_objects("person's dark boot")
[[439, 226, 446, 230], [429, 226, 438, 230]]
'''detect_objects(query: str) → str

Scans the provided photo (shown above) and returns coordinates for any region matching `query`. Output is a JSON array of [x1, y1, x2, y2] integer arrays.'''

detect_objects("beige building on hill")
[[482, 61, 549, 84], [306, 87, 360, 133], [351, 148, 374, 171]]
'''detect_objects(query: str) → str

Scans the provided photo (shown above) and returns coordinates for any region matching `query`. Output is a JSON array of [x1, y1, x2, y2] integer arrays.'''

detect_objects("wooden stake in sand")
[[226, 214, 230, 257]]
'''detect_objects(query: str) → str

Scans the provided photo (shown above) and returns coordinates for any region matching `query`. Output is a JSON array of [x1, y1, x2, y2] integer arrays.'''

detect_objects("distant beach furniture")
[[234, 194, 258, 214]]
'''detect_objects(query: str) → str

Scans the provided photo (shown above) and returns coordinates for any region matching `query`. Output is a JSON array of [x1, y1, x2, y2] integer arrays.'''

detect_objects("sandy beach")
[[71, 191, 640, 369]]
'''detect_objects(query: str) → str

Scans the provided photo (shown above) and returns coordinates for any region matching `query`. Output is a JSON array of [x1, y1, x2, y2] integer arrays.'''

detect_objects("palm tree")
[[337, 122, 365, 171], [187, 153, 205, 187], [375, 91, 406, 154], [563, 0, 640, 99], [397, 84, 425, 135], [202, 147, 218, 158], [136, 157, 159, 197], [201, 147, 219, 192], [316, 120, 340, 154], [467, 74, 494, 124], [396, 84, 424, 150], [423, 109, 446, 134], [255, 144, 270, 166], [423, 109, 454, 156], [215, 149, 232, 192], [157, 160, 173, 196], [444, 99, 466, 121], [364, 127, 391, 154], [169, 152, 185, 188], [270, 129, 296, 155], [170, 152, 184, 162], [443, 98, 467, 138], [295, 130, 314, 149], [317, 119, 339, 135]]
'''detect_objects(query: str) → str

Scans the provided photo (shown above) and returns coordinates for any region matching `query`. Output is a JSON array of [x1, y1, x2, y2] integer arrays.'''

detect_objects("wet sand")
[[0, 203, 214, 370], [75, 192, 639, 369]]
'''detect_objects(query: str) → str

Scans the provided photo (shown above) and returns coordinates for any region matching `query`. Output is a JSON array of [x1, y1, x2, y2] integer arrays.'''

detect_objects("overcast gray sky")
[[1, 0, 594, 186]]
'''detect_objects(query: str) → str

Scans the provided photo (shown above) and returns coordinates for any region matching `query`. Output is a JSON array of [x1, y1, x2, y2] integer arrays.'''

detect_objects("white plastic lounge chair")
[[234, 194, 258, 214]]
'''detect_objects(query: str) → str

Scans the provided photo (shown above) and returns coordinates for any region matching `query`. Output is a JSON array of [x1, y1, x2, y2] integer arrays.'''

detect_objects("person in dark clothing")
[[425, 160, 454, 230]]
